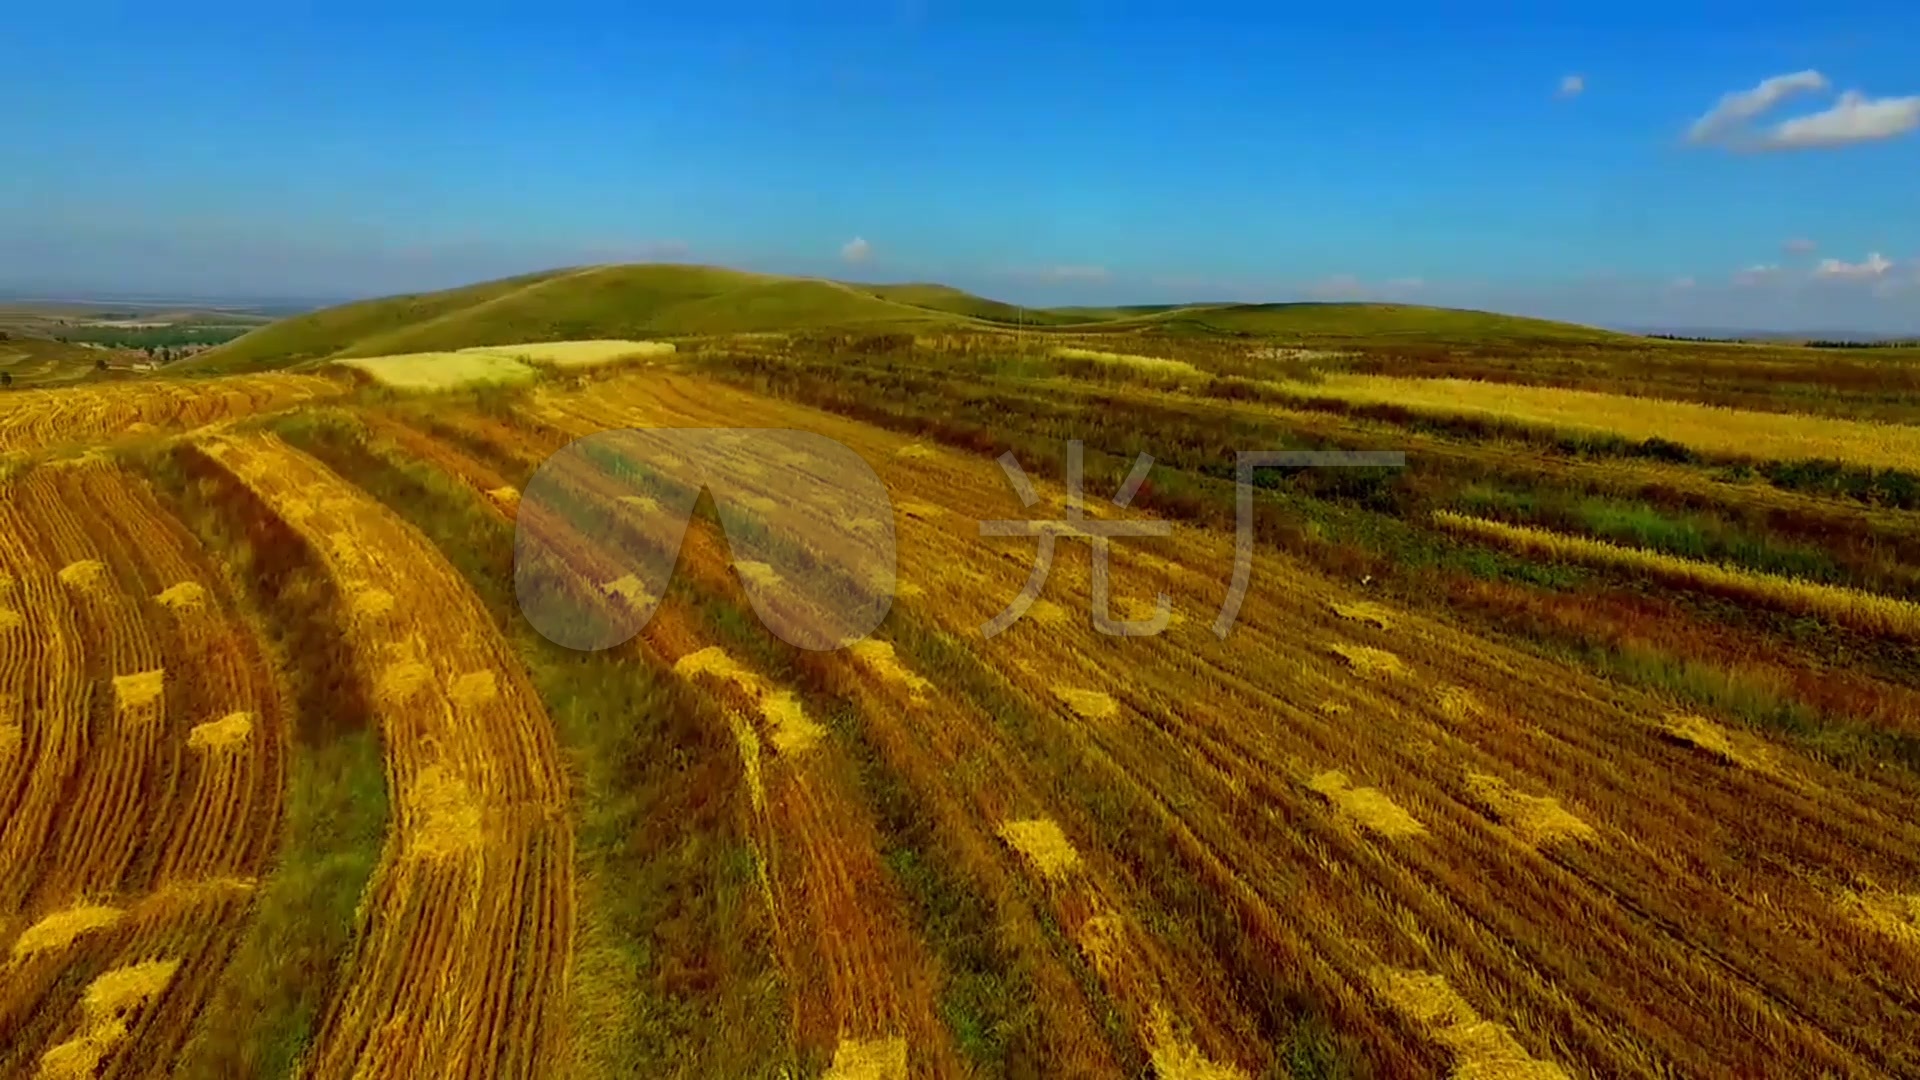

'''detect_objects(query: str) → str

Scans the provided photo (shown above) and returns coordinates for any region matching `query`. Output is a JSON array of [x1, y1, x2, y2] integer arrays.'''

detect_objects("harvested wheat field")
[[6, 293, 1920, 1080]]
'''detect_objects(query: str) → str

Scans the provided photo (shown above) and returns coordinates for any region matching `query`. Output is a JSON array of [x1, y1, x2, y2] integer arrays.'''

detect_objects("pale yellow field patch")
[[462, 339, 676, 368], [1435, 511, 1920, 640], [1279, 373, 1920, 472], [601, 574, 656, 608], [1308, 771, 1425, 838], [336, 351, 539, 391], [997, 818, 1082, 880], [1052, 346, 1203, 380]]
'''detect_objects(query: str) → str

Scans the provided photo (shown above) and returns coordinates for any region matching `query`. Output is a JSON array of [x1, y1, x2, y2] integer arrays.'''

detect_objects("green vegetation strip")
[[273, 411, 794, 1077], [140, 446, 388, 1079]]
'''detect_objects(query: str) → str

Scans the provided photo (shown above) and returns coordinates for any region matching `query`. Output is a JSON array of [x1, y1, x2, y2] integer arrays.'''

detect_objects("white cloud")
[[1758, 91, 1920, 148], [1688, 70, 1828, 145], [840, 236, 872, 263], [1813, 252, 1894, 281], [1783, 237, 1818, 255], [1687, 71, 1920, 150], [1733, 264, 1783, 287], [1558, 74, 1585, 98]]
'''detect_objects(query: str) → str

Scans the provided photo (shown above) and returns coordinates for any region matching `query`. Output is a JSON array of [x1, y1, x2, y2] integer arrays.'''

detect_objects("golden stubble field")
[[0, 359, 1916, 1078]]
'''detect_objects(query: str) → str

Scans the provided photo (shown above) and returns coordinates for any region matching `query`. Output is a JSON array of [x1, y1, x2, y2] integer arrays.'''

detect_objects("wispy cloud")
[[1813, 252, 1894, 281], [1687, 71, 1920, 150], [1558, 74, 1585, 99], [1733, 264, 1783, 287], [1670, 276, 1697, 290], [840, 236, 873, 263], [1761, 91, 1920, 148], [1688, 70, 1828, 145], [1783, 237, 1818, 255]]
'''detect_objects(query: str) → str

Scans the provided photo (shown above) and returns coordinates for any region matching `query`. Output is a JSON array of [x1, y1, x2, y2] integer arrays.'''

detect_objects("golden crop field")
[[335, 351, 540, 390], [2, 324, 1918, 1079], [461, 340, 677, 368], [1273, 372, 1920, 472], [0, 373, 341, 455]]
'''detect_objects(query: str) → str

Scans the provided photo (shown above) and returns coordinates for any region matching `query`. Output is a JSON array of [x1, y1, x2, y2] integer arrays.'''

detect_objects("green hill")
[[859, 283, 1087, 326], [1157, 302, 1627, 344], [182, 264, 980, 374], [179, 263, 1632, 375]]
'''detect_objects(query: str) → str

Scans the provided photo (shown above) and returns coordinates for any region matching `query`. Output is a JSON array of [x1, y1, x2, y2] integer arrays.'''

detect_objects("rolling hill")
[[178, 263, 1629, 375]]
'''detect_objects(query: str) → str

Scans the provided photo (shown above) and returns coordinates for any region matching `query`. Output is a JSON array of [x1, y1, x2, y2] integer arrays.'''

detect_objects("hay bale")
[[1329, 643, 1408, 679], [377, 661, 431, 704], [822, 1036, 908, 1080], [1329, 599, 1395, 629], [409, 764, 483, 859], [10, 904, 125, 959], [1368, 967, 1570, 1080], [998, 818, 1082, 880], [1053, 687, 1117, 720], [153, 581, 207, 611], [1308, 771, 1425, 838], [1464, 772, 1596, 847], [113, 670, 165, 713], [761, 691, 824, 755], [188, 712, 254, 751], [850, 639, 931, 696], [57, 559, 107, 589], [449, 670, 499, 708]]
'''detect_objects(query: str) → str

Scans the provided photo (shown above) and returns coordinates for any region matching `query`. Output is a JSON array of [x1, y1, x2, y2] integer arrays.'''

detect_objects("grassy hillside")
[[1166, 302, 1628, 343], [860, 283, 1088, 326], [179, 263, 1630, 375], [0, 336, 116, 385], [183, 269, 572, 373], [183, 265, 978, 374]]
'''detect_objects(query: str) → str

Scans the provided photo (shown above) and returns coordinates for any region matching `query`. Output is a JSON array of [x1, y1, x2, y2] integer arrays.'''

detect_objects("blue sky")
[[4, 3, 1918, 331]]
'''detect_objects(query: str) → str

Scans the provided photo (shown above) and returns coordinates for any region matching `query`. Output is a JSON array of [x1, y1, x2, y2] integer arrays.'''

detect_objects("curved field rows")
[[0, 373, 342, 455], [491, 427, 960, 1074], [0, 459, 285, 1077], [192, 431, 573, 1080], [507, 390, 1268, 1074], [533, 370, 1920, 1077]]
